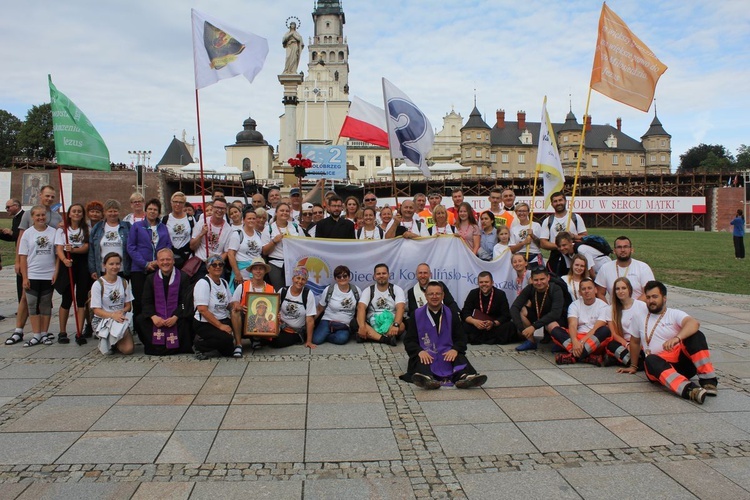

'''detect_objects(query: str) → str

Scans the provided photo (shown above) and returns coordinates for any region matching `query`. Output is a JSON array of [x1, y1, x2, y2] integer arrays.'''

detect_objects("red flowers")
[[287, 153, 313, 169]]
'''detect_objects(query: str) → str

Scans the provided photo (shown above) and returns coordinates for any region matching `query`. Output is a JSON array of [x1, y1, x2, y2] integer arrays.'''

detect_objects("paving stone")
[[146, 362, 217, 377], [308, 392, 383, 404], [657, 459, 750, 499], [433, 423, 537, 457], [561, 366, 650, 385], [0, 482, 31, 499], [555, 385, 629, 418], [26, 344, 98, 359], [236, 375, 308, 394], [243, 360, 309, 376], [559, 462, 696, 499], [56, 431, 171, 464], [197, 376, 240, 395], [696, 389, 750, 412], [0, 432, 82, 465], [715, 411, 750, 433], [484, 386, 559, 399], [306, 428, 400, 462], [190, 480, 303, 499], [638, 412, 750, 444], [603, 390, 704, 415], [308, 342, 367, 355], [231, 393, 307, 405], [192, 394, 233, 405], [221, 404, 306, 430], [156, 430, 216, 464], [457, 470, 581, 499], [464, 356, 527, 371], [308, 374, 379, 393], [92, 405, 188, 431], [495, 395, 589, 422], [413, 388, 490, 402], [304, 477, 415, 499], [176, 405, 228, 430], [702, 457, 750, 491], [588, 382, 661, 394], [479, 369, 547, 388], [309, 359, 373, 375], [308, 401, 390, 429], [0, 361, 68, 379], [597, 416, 672, 447], [209, 360, 248, 376], [419, 400, 510, 426], [0, 377, 44, 397], [517, 419, 626, 453], [80, 361, 156, 378], [17, 482, 140, 499], [3, 395, 119, 432], [207, 430, 304, 463], [128, 376, 207, 395], [531, 369, 582, 386], [117, 394, 196, 406], [57, 376, 138, 396], [132, 482, 194, 500]]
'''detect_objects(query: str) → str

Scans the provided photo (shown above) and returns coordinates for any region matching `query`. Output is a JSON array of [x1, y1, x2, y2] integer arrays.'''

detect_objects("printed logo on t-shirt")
[[215, 289, 227, 302], [105, 230, 118, 241], [284, 302, 300, 319], [340, 297, 354, 310], [172, 223, 186, 235], [554, 221, 565, 232], [70, 231, 84, 244], [376, 296, 388, 309], [518, 228, 529, 239], [108, 288, 121, 303], [36, 235, 51, 249], [246, 240, 259, 252], [208, 230, 220, 250]]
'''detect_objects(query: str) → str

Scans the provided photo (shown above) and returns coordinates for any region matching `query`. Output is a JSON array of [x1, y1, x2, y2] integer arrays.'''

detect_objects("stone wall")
[[707, 187, 745, 232]]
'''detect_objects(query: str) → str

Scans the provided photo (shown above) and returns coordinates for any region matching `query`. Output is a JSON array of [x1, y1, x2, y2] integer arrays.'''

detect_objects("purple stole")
[[153, 271, 180, 349], [414, 305, 466, 380]]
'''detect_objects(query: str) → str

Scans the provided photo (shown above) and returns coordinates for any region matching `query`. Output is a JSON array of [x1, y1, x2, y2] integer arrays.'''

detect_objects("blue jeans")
[[312, 320, 350, 345]]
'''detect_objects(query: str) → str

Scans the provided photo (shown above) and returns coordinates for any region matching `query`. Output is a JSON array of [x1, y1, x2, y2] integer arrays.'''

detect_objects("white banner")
[[376, 196, 706, 214], [282, 235, 517, 306]]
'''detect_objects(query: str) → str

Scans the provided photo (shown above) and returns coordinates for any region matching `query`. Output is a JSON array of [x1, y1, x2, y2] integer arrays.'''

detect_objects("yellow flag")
[[536, 97, 564, 208]]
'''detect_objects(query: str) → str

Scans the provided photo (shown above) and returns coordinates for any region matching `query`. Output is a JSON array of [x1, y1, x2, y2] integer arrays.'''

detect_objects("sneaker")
[[584, 354, 604, 367], [701, 383, 718, 397], [412, 373, 441, 390], [455, 373, 488, 389], [555, 353, 577, 365], [75, 335, 88, 346], [688, 386, 707, 405], [515, 339, 537, 352], [57, 333, 70, 344], [602, 355, 617, 367]]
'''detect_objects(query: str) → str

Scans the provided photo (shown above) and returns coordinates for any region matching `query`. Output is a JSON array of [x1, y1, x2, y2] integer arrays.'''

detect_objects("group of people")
[[1, 183, 719, 401]]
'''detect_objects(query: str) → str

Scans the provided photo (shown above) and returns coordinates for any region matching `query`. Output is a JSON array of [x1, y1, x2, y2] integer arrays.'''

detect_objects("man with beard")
[[550, 278, 611, 365], [595, 236, 654, 302], [357, 263, 406, 345], [617, 281, 717, 405], [539, 192, 587, 274], [401, 281, 487, 390], [314, 195, 355, 238], [406, 263, 458, 317], [462, 271, 517, 345], [136, 249, 193, 355], [510, 267, 566, 351]]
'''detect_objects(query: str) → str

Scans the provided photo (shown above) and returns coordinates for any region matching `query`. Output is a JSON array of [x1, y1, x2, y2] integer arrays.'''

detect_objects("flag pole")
[[194, 89, 209, 258], [527, 164, 541, 262], [389, 158, 399, 207], [567, 87, 592, 230], [56, 165, 81, 339]]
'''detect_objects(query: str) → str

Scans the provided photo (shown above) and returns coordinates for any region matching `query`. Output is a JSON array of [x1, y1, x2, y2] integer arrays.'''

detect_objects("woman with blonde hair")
[[605, 277, 648, 368], [565, 254, 590, 301]]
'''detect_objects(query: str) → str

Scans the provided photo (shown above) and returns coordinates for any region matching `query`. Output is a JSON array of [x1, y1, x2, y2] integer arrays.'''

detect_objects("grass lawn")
[[0, 220, 747, 295]]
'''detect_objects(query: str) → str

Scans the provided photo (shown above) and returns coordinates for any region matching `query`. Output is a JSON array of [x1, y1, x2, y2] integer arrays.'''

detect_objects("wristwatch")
[[393, 322, 400, 327]]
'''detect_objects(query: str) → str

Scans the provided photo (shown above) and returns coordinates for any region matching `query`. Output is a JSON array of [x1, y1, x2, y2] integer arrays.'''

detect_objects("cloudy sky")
[[1, 1, 748, 169]]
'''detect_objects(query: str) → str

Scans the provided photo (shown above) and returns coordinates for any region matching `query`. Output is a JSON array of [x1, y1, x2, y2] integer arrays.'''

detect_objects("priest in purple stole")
[[400, 282, 487, 390], [136, 248, 194, 355]]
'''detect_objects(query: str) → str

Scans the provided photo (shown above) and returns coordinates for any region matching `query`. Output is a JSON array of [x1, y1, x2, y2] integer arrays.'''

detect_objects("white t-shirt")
[[91, 277, 133, 313], [602, 300, 648, 342], [165, 214, 192, 249], [191, 218, 232, 261], [55, 226, 86, 249], [260, 222, 304, 266], [595, 259, 655, 301], [632, 308, 689, 356], [510, 222, 542, 255], [193, 277, 232, 322], [493, 243, 510, 260], [540, 213, 587, 242], [320, 285, 361, 323], [100, 223, 124, 269], [123, 213, 145, 224], [574, 245, 611, 274], [18, 226, 58, 280], [227, 229, 263, 279], [357, 226, 386, 240], [567, 297, 608, 334], [428, 225, 456, 236], [359, 284, 406, 323], [399, 220, 429, 237], [279, 288, 317, 330]]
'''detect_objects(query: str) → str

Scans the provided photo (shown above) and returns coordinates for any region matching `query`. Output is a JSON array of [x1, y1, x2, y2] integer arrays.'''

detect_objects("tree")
[[16, 103, 54, 160], [699, 152, 732, 172], [0, 110, 22, 167], [736, 144, 750, 170], [678, 143, 734, 173]]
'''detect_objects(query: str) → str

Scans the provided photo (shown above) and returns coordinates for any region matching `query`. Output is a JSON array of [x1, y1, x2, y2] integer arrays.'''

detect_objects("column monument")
[[278, 17, 304, 164]]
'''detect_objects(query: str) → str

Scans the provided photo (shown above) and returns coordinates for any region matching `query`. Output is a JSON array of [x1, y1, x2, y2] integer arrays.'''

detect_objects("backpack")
[[548, 276, 574, 324], [162, 214, 195, 233], [315, 284, 361, 329], [367, 283, 395, 311], [546, 213, 580, 233], [576, 235, 612, 256], [279, 285, 311, 308], [195, 276, 229, 320], [356, 226, 384, 239]]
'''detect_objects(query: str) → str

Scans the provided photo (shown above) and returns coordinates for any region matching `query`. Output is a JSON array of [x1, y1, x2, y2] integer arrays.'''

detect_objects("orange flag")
[[590, 3, 667, 112]]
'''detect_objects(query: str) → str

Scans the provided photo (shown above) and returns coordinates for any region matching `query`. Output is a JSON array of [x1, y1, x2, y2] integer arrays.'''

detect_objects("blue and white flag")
[[382, 78, 434, 178]]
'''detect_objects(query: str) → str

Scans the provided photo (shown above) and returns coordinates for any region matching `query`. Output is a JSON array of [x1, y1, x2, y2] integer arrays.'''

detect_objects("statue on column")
[[282, 18, 304, 74]]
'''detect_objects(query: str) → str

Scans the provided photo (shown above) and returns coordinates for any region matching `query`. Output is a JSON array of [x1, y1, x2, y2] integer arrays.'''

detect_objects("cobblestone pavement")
[[0, 269, 749, 499]]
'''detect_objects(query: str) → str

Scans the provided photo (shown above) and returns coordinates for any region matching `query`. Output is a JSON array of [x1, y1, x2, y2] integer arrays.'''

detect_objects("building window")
[[375, 156, 381, 167], [612, 154, 619, 165], [465, 134, 470, 140], [563, 151, 568, 161], [518, 153, 525, 164], [476, 132, 481, 139], [465, 151, 471, 158], [625, 155, 632, 166], [563, 135, 568, 142], [650, 155, 656, 162], [501, 170, 510, 178], [477, 167, 482, 175], [485, 133, 489, 140], [573, 151, 578, 159], [490, 153, 497, 162], [476, 150, 482, 158], [591, 156, 598, 167], [518, 171, 526, 178], [661, 154, 666, 162], [661, 139, 666, 146], [641, 157, 646, 166], [359, 155, 365, 167], [502, 153, 509, 163]]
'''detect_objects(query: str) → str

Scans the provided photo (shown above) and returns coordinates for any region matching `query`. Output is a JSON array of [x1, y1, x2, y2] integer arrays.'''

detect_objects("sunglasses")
[[302, 212, 313, 216], [364, 198, 376, 202], [209, 262, 225, 268], [334, 273, 349, 279]]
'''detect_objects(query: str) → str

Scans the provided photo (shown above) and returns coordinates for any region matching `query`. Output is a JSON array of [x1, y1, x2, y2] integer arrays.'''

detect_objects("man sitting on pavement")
[[407, 263, 458, 317], [550, 278, 611, 365], [400, 281, 487, 390], [511, 267, 566, 350], [357, 263, 406, 345], [595, 235, 655, 303], [617, 280, 718, 405], [461, 271, 517, 345]]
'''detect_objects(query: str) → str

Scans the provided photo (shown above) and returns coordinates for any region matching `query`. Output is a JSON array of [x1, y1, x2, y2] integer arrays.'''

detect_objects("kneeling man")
[[618, 280, 718, 405], [550, 278, 611, 365], [401, 282, 486, 390]]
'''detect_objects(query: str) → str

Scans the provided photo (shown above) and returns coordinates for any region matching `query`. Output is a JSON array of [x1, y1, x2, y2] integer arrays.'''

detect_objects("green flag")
[[48, 75, 110, 171]]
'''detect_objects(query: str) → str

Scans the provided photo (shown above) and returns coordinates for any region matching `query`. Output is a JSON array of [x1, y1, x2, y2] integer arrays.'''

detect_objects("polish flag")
[[338, 96, 389, 148]]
